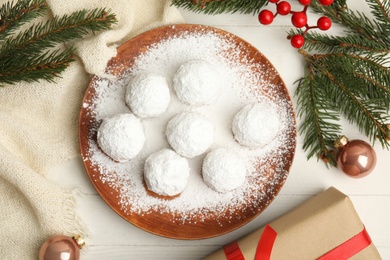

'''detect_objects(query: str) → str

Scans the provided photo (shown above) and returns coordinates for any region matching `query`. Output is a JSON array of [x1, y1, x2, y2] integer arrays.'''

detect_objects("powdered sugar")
[[173, 59, 221, 105], [232, 102, 280, 148], [125, 73, 170, 118], [166, 112, 214, 158], [144, 148, 190, 197], [97, 113, 145, 162], [82, 26, 296, 226], [202, 148, 247, 193]]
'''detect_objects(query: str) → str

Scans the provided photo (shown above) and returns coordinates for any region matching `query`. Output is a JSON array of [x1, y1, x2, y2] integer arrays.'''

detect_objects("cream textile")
[[0, 1, 183, 259]]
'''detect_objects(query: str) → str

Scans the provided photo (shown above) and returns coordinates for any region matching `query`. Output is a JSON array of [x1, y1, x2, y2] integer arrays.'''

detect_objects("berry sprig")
[[258, 0, 334, 48]]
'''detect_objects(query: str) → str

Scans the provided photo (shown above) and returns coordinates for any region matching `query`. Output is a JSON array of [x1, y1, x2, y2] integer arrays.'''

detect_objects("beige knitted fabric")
[[0, 1, 183, 259]]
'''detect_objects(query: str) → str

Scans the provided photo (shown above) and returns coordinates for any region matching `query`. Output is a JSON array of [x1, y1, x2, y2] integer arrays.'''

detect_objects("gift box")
[[204, 187, 381, 260]]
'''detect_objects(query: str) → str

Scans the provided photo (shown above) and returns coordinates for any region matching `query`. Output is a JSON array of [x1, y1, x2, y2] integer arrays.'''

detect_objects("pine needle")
[[0, 8, 116, 59], [294, 0, 390, 166], [172, 0, 267, 14], [0, 0, 47, 38], [0, 48, 75, 84], [0, 0, 117, 86]]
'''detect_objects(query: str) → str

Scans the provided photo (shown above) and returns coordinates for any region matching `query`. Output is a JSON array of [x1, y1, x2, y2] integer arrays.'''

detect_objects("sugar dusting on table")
[[83, 27, 296, 225]]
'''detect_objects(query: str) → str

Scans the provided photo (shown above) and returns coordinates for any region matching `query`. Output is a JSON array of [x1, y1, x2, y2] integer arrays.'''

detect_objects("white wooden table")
[[48, 1, 390, 259]]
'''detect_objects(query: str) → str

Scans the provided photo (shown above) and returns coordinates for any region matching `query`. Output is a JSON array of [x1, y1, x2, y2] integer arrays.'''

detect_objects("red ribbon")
[[223, 225, 276, 260], [254, 225, 277, 260], [316, 226, 372, 260], [223, 225, 372, 260], [223, 241, 245, 260]]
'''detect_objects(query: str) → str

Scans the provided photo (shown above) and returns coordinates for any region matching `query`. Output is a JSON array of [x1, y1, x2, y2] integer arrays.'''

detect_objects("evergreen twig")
[[0, 48, 75, 84], [172, 0, 267, 14], [0, 0, 117, 85], [295, 65, 341, 166], [0, 0, 47, 38], [293, 0, 390, 166], [0, 8, 116, 59]]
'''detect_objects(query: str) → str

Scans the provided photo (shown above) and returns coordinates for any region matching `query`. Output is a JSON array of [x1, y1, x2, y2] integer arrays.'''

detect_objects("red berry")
[[269, 0, 279, 3], [258, 10, 274, 25], [317, 16, 332, 30], [291, 34, 305, 48], [319, 0, 334, 6], [298, 0, 311, 5], [291, 12, 308, 28], [277, 1, 291, 15]]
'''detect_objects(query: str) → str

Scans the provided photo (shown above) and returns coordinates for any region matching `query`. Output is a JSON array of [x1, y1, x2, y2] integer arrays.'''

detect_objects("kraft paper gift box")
[[204, 187, 381, 260]]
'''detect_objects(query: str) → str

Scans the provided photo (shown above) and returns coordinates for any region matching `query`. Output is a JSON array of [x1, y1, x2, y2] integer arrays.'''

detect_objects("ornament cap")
[[334, 135, 349, 148], [72, 235, 85, 249]]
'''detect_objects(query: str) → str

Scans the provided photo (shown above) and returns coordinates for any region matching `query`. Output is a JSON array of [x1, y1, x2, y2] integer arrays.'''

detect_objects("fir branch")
[[313, 53, 390, 91], [296, 48, 390, 165], [0, 0, 47, 38], [0, 4, 117, 86], [366, 0, 390, 26], [309, 0, 389, 44], [295, 30, 390, 54], [0, 8, 117, 59], [295, 0, 390, 166], [0, 48, 75, 84], [172, 0, 267, 15], [321, 67, 389, 145], [295, 67, 340, 166]]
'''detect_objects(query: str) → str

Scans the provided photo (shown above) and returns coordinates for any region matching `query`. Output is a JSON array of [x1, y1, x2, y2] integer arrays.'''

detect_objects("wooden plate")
[[79, 24, 296, 239]]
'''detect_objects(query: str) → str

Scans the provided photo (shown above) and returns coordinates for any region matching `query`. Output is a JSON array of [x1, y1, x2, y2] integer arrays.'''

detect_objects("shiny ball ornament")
[[39, 235, 84, 260], [335, 136, 377, 178]]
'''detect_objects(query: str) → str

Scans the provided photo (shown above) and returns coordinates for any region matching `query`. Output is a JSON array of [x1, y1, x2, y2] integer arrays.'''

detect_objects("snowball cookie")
[[144, 149, 190, 197], [125, 73, 170, 118], [232, 102, 280, 148], [173, 60, 221, 105], [166, 112, 214, 158], [202, 148, 246, 193], [97, 113, 145, 162]]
